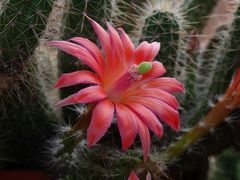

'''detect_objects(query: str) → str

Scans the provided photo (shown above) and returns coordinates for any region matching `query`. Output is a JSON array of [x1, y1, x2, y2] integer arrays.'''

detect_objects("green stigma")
[[137, 61, 152, 74]]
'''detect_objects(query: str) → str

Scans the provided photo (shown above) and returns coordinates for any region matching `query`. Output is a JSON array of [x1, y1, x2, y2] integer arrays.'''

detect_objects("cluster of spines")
[[114, 0, 188, 76], [0, 0, 53, 65], [180, 0, 239, 122]]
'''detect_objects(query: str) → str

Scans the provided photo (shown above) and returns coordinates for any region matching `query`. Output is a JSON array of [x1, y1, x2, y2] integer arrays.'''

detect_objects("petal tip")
[[55, 101, 63, 107]]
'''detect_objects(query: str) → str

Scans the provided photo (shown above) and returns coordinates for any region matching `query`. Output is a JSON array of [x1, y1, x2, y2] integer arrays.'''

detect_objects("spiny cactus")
[[0, 0, 53, 64], [184, 0, 217, 29], [31, 0, 71, 120], [180, 0, 239, 122], [211, 5, 240, 95], [121, 0, 188, 76], [1, 0, 240, 179]]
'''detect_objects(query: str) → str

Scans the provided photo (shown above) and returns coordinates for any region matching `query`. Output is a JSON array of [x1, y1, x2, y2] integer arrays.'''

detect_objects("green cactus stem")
[[139, 10, 180, 75], [184, 0, 217, 30], [164, 83, 240, 160], [0, 0, 53, 65], [32, 0, 72, 120]]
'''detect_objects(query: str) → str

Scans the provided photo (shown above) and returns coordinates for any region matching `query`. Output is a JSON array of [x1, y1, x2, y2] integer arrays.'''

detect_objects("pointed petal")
[[115, 103, 137, 150], [107, 22, 123, 65], [56, 86, 106, 107], [231, 68, 240, 89], [128, 171, 139, 180], [55, 70, 101, 88], [48, 41, 102, 75], [134, 41, 151, 64], [70, 37, 104, 70], [127, 103, 163, 137], [145, 42, 161, 61], [118, 28, 135, 63], [127, 98, 180, 131], [141, 61, 166, 81], [144, 78, 185, 93], [146, 172, 152, 180], [126, 88, 179, 110], [87, 99, 114, 146], [86, 16, 112, 61], [136, 119, 150, 161]]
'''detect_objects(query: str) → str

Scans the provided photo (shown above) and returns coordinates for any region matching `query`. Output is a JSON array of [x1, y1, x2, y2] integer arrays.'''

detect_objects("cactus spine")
[[0, 0, 53, 64], [32, 0, 71, 120], [128, 0, 188, 76]]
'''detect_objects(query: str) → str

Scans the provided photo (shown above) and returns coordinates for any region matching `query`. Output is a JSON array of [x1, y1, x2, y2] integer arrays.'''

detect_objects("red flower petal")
[[134, 41, 152, 64], [118, 28, 135, 63], [136, 118, 150, 161], [87, 99, 114, 146], [115, 103, 138, 150], [56, 86, 106, 107], [145, 42, 161, 61], [128, 171, 139, 180], [127, 103, 163, 137], [70, 37, 104, 71], [107, 22, 123, 66], [141, 61, 166, 81], [86, 16, 112, 61], [231, 68, 240, 90], [55, 70, 101, 88], [143, 77, 185, 93], [125, 88, 178, 110], [127, 98, 180, 131], [48, 41, 102, 75]]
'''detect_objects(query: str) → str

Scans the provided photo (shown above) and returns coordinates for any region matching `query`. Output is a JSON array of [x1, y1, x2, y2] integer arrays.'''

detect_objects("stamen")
[[107, 62, 153, 102]]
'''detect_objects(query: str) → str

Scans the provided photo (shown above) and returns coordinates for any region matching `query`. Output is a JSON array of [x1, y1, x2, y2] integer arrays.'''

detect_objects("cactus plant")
[[1, 0, 240, 179], [0, 0, 53, 64]]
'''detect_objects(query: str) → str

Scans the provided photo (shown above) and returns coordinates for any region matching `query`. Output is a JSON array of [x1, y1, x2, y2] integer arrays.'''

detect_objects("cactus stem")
[[164, 69, 240, 159]]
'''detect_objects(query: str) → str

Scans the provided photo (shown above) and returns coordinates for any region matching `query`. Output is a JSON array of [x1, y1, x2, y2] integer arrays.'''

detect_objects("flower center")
[[107, 61, 152, 102]]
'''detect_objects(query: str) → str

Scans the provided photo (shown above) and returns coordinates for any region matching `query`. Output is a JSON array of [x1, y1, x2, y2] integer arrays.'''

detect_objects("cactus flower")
[[128, 171, 151, 180], [224, 68, 240, 109], [128, 171, 140, 180], [48, 17, 184, 161]]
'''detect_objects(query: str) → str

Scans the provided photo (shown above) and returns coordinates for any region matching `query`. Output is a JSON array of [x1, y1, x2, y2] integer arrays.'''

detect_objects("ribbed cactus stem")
[[33, 0, 71, 120], [0, 0, 53, 62], [164, 99, 232, 159], [130, 0, 186, 76], [190, 0, 239, 116], [141, 11, 180, 75], [0, 0, 9, 15]]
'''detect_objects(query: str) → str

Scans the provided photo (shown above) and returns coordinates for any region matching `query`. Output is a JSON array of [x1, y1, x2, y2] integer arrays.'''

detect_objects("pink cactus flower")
[[128, 171, 151, 180], [48, 17, 184, 161], [128, 171, 140, 180]]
